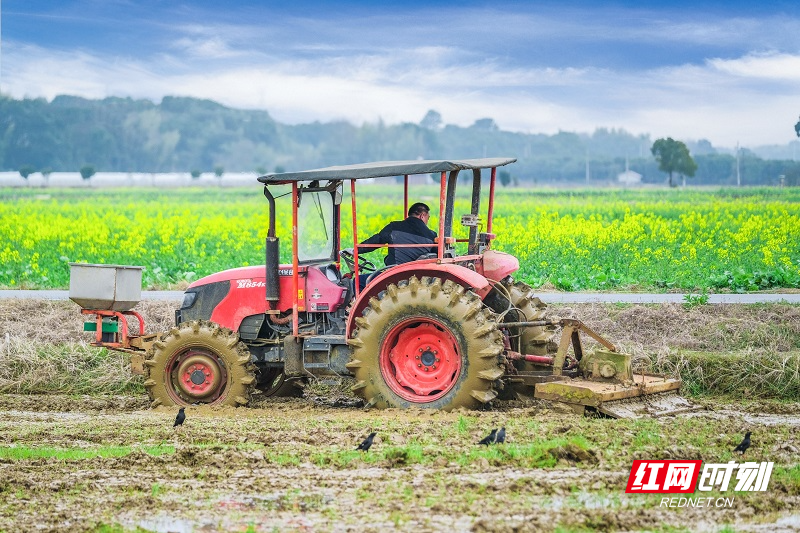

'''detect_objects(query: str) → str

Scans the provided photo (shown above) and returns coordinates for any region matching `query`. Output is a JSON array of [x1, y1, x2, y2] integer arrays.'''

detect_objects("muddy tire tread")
[[143, 320, 255, 408], [349, 276, 504, 411]]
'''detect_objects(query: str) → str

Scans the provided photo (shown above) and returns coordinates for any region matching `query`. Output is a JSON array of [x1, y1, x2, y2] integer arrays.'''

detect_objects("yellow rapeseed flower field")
[[1, 186, 798, 291]]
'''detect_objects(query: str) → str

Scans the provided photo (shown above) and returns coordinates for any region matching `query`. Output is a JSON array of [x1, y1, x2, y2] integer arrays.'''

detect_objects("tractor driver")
[[346, 202, 437, 288]]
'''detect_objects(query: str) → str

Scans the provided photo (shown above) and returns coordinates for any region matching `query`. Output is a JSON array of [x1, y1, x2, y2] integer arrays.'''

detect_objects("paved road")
[[540, 292, 800, 304], [2, 290, 799, 304], [0, 290, 183, 301]]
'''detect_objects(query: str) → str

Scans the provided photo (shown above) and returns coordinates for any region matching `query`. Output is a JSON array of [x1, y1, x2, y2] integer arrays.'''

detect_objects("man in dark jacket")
[[349, 202, 437, 289], [357, 202, 437, 266]]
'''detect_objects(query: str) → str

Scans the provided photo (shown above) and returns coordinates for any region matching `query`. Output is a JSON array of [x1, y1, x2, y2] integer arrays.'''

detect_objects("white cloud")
[[171, 36, 243, 59], [709, 52, 800, 81], [3, 28, 800, 148], [2, 43, 168, 101]]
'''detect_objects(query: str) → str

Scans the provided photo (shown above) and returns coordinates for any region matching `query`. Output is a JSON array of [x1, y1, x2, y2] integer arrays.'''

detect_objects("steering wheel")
[[339, 249, 376, 274]]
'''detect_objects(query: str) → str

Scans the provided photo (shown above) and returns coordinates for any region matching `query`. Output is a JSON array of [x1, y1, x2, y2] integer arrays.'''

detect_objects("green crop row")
[[1, 186, 799, 291]]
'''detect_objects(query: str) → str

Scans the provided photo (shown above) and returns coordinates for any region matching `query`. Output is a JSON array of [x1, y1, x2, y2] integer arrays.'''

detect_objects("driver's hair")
[[408, 202, 430, 218]]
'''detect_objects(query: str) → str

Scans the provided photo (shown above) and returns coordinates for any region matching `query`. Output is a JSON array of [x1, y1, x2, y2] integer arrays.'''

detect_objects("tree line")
[[2, 94, 799, 186]]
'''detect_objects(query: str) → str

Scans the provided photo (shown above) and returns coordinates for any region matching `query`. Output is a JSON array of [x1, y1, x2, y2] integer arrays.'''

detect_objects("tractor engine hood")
[[181, 265, 277, 331], [188, 265, 287, 288], [183, 263, 346, 332], [477, 250, 519, 281]]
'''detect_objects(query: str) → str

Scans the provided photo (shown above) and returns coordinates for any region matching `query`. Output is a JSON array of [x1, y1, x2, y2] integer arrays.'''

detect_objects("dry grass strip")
[[0, 299, 798, 398]]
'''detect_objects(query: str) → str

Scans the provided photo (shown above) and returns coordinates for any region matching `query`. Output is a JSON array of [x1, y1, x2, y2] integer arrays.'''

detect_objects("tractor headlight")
[[181, 291, 197, 309]]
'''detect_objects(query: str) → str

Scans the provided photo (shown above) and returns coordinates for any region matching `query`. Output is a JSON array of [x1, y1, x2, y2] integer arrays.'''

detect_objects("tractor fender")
[[475, 250, 520, 282], [346, 262, 492, 337]]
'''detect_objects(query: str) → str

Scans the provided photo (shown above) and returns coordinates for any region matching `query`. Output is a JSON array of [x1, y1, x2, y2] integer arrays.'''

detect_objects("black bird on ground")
[[357, 432, 377, 451], [495, 427, 506, 444], [173, 407, 186, 428], [733, 431, 751, 455], [478, 429, 497, 445]]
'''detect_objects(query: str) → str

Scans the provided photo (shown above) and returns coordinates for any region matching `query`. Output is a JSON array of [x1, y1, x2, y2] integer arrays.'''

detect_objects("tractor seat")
[[416, 250, 455, 261]]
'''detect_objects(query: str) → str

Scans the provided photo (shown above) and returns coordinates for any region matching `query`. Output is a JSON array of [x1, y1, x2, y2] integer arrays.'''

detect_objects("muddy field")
[[0, 299, 799, 532], [0, 393, 798, 532]]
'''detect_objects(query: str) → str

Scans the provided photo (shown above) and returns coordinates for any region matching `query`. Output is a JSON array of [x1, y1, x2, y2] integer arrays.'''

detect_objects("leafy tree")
[[498, 170, 511, 187], [18, 165, 36, 186], [190, 169, 201, 180], [785, 165, 800, 186], [651, 138, 697, 187], [471, 118, 498, 131], [688, 139, 716, 155], [2, 94, 797, 185], [420, 110, 442, 130], [255, 166, 267, 175], [274, 165, 285, 174], [40, 167, 53, 187], [694, 154, 736, 185], [80, 164, 96, 186]]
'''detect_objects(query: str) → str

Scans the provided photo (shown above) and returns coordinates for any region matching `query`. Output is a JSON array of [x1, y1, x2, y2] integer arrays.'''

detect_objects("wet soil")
[[1, 300, 799, 531], [0, 394, 798, 532]]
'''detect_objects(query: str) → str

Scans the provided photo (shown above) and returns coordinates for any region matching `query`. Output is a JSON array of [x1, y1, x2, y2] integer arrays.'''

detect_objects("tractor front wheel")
[[347, 276, 505, 411], [144, 320, 256, 408]]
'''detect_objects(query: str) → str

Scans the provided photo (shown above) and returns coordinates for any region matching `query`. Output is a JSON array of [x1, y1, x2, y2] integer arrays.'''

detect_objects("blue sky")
[[2, 0, 800, 148]]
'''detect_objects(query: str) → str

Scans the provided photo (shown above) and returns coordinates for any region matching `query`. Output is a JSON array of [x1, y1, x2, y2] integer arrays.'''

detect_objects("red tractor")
[[75, 158, 691, 417]]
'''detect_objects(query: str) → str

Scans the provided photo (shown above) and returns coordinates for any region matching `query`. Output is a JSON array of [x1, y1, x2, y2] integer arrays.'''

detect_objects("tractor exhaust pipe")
[[266, 237, 280, 303], [263, 187, 280, 304]]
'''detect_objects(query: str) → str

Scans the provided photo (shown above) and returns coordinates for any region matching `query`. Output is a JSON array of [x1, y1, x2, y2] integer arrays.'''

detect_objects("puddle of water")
[[776, 514, 800, 528], [543, 493, 612, 510], [742, 513, 800, 533], [682, 410, 800, 427], [134, 515, 197, 533], [740, 413, 800, 427]]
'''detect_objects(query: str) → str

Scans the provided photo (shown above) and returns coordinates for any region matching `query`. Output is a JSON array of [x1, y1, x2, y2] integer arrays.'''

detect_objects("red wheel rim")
[[379, 318, 462, 403], [166, 348, 228, 404]]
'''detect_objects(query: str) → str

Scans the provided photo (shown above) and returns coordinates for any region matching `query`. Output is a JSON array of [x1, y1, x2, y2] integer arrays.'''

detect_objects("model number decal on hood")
[[236, 279, 266, 289]]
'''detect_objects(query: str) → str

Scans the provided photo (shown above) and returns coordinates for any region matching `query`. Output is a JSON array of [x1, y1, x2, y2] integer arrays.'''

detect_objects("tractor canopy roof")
[[257, 158, 517, 184]]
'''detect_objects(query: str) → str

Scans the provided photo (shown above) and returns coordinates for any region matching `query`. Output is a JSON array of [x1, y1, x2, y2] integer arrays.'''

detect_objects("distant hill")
[[1, 94, 799, 185]]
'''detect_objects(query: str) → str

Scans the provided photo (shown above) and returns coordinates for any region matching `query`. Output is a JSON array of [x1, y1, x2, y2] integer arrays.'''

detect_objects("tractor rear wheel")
[[143, 320, 256, 408], [347, 276, 505, 411], [496, 279, 559, 400], [504, 279, 558, 357]]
